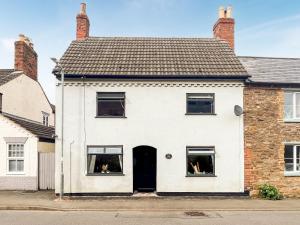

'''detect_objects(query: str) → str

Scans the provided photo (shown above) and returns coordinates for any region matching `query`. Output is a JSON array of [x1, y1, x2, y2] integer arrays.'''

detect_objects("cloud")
[[0, 38, 15, 53], [0, 38, 15, 68], [125, 0, 181, 10], [237, 14, 300, 35]]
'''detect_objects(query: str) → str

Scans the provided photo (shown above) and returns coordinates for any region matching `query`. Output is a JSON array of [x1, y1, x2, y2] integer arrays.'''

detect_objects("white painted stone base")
[[0, 176, 37, 190]]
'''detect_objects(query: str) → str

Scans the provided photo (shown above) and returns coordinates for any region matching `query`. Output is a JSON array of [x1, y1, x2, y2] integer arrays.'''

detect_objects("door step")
[[133, 191, 158, 197]]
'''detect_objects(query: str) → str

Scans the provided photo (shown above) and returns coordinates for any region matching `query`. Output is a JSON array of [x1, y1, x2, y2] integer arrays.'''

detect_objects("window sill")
[[186, 174, 216, 177], [284, 172, 300, 177], [86, 173, 125, 176], [185, 113, 217, 116], [6, 173, 25, 176], [284, 119, 300, 123], [95, 116, 127, 119]]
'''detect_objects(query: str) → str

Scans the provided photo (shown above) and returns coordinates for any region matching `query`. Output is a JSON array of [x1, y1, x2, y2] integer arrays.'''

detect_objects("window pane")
[[106, 147, 122, 154], [187, 94, 214, 114], [187, 155, 214, 175], [9, 160, 16, 172], [17, 160, 24, 172], [284, 92, 294, 119], [88, 147, 105, 154], [188, 147, 214, 155], [297, 146, 300, 171], [98, 93, 124, 99], [284, 145, 294, 171], [97, 100, 125, 116], [296, 93, 300, 118], [87, 154, 122, 174]]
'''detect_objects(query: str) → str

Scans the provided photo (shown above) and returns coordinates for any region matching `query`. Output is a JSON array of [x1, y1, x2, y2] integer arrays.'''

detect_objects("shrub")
[[258, 184, 283, 200]]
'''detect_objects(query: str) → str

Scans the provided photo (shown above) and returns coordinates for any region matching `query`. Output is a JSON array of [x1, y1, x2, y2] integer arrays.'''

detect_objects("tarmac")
[[0, 191, 300, 212]]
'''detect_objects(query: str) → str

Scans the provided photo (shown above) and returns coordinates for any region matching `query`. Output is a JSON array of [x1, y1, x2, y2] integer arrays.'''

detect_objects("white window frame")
[[42, 112, 49, 126], [186, 146, 216, 177], [284, 144, 300, 176], [7, 143, 25, 175], [284, 92, 300, 122]]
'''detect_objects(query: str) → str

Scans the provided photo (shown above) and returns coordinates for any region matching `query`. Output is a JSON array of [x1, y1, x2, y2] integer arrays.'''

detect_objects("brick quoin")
[[213, 6, 235, 50], [14, 34, 38, 81], [76, 3, 90, 40]]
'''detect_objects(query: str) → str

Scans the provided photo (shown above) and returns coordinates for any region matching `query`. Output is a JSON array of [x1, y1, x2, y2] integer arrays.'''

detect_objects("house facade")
[[240, 57, 300, 197], [55, 4, 248, 195], [0, 35, 55, 190]]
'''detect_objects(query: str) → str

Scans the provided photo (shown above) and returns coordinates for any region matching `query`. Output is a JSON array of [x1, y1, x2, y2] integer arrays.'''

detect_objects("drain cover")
[[184, 211, 207, 217]]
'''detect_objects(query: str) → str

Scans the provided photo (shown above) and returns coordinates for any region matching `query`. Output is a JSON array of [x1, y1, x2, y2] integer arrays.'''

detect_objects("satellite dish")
[[234, 105, 243, 116]]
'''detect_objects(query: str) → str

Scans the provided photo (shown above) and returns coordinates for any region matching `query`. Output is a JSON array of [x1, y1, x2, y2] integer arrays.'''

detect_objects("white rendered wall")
[[0, 115, 38, 190], [55, 80, 244, 194], [0, 74, 54, 126]]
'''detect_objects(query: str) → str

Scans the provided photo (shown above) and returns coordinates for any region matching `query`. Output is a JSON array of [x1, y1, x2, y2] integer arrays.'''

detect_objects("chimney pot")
[[19, 34, 26, 42], [219, 6, 225, 18], [80, 3, 86, 15], [226, 6, 233, 18]]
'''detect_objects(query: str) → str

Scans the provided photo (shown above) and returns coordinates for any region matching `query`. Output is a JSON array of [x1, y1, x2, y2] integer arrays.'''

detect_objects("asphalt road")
[[0, 210, 299, 225]]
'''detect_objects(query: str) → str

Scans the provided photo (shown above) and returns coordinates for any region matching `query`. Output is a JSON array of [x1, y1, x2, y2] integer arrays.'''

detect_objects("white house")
[[0, 35, 55, 190], [54, 4, 248, 196]]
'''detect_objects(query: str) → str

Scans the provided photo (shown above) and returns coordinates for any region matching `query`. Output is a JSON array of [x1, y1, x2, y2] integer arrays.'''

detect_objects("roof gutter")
[[245, 79, 300, 88], [53, 73, 250, 81]]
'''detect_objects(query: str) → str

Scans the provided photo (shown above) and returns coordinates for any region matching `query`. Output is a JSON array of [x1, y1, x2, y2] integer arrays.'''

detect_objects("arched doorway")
[[133, 146, 157, 192]]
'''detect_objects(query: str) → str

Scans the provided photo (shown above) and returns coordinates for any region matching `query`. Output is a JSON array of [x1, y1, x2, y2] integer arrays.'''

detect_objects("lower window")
[[284, 145, 300, 175], [7, 144, 24, 173], [187, 146, 215, 176], [87, 146, 123, 175]]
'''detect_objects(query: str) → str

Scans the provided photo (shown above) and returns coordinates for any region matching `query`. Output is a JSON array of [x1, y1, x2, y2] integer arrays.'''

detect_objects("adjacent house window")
[[97, 92, 125, 117], [0, 93, 3, 113], [284, 92, 300, 120], [186, 93, 215, 114], [87, 146, 123, 175], [284, 145, 300, 175], [42, 112, 49, 126], [7, 144, 24, 173], [186, 146, 215, 176]]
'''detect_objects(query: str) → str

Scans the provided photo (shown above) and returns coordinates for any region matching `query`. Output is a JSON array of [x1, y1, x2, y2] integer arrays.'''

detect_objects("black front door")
[[133, 146, 156, 192]]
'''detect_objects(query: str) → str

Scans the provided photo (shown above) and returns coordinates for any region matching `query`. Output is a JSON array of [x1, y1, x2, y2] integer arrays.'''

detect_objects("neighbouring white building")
[[0, 35, 55, 190], [54, 4, 248, 195]]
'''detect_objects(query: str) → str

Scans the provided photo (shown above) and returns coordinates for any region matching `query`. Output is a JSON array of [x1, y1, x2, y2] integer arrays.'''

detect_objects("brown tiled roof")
[[2, 113, 55, 140], [239, 56, 300, 84], [58, 37, 248, 78], [0, 69, 22, 86]]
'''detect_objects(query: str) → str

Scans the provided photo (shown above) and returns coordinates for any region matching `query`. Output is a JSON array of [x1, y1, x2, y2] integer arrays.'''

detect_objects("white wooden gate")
[[38, 152, 55, 190]]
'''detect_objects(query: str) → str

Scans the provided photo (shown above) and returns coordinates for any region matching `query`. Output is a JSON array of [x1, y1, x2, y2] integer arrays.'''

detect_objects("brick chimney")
[[76, 3, 90, 40], [14, 34, 38, 80], [213, 6, 235, 50]]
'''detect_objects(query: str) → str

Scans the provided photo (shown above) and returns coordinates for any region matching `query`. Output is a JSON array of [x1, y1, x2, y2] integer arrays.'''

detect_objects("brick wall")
[[213, 18, 235, 49], [15, 40, 38, 80], [244, 86, 300, 197]]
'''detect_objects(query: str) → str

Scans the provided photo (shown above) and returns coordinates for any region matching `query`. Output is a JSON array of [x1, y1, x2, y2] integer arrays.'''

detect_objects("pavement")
[[1, 191, 300, 212]]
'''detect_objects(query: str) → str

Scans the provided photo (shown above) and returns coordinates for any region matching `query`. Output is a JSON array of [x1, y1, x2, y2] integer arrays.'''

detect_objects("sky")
[[1, 0, 300, 103]]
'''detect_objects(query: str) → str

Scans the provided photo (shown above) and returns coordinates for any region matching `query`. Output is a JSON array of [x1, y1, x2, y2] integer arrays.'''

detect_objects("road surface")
[[0, 210, 299, 225]]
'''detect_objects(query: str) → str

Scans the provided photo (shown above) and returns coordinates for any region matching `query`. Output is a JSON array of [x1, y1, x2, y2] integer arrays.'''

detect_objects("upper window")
[[87, 146, 123, 175], [186, 146, 215, 176], [284, 145, 300, 175], [186, 93, 215, 115], [7, 144, 24, 173], [97, 92, 125, 117], [42, 112, 49, 126], [284, 92, 300, 120]]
